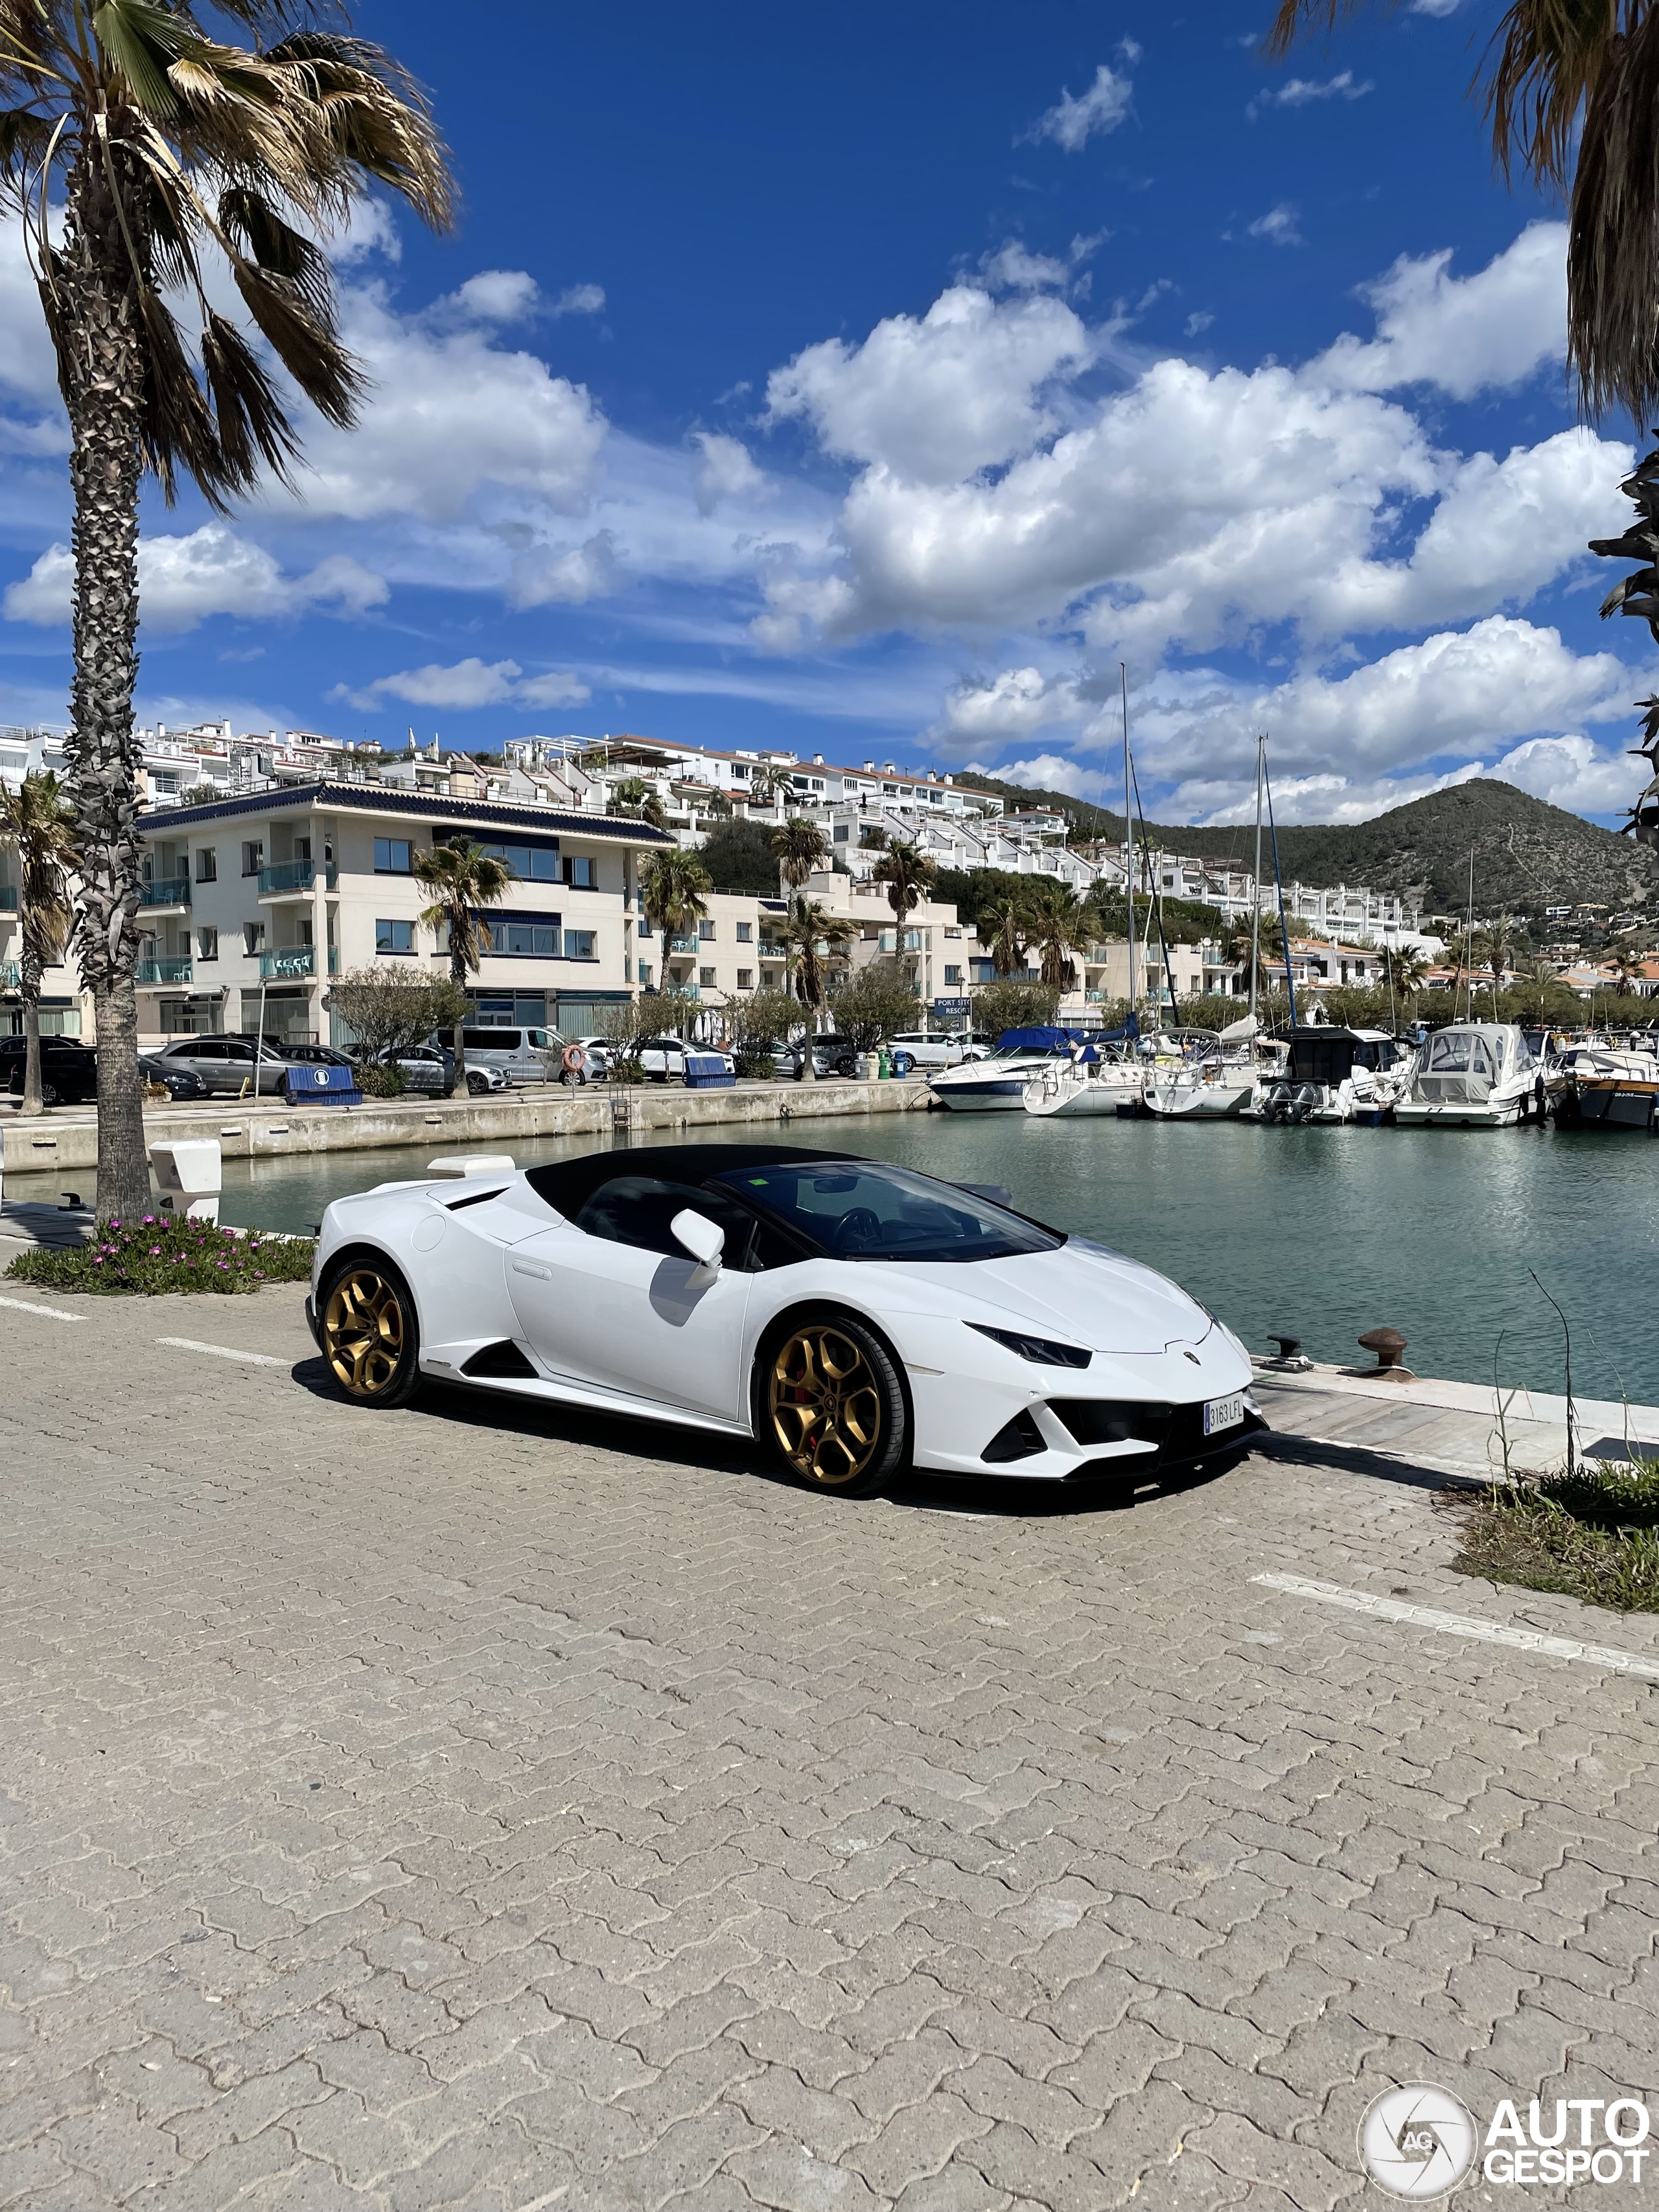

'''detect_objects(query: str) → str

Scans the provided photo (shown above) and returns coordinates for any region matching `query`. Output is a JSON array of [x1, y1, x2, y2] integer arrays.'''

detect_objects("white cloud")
[[275, 275, 607, 525], [1318, 221, 1567, 398], [977, 240, 1073, 294], [4, 524, 387, 633], [551, 283, 606, 319], [934, 666, 1087, 743], [691, 432, 771, 515], [505, 529, 620, 607], [335, 657, 590, 712], [978, 752, 1118, 804], [1030, 64, 1133, 151], [765, 284, 1092, 485], [1185, 310, 1214, 336], [1247, 203, 1303, 246], [1248, 70, 1373, 118]]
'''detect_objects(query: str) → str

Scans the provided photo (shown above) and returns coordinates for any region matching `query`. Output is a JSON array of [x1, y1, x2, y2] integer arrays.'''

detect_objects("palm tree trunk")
[[19, 983, 44, 1117], [54, 142, 152, 1221], [449, 946, 469, 1099]]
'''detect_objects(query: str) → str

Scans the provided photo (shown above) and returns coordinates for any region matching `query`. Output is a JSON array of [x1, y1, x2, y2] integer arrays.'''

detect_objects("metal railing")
[[139, 877, 191, 908], [0, 960, 19, 988], [258, 857, 336, 894], [136, 955, 193, 984], [669, 935, 701, 953]]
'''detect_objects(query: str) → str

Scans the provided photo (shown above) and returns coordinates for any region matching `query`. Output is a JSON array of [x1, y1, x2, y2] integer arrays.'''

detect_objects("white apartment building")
[[132, 781, 673, 1047]]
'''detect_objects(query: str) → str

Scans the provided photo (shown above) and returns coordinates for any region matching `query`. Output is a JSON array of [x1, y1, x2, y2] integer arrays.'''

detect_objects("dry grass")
[[1447, 1456, 1659, 1615]]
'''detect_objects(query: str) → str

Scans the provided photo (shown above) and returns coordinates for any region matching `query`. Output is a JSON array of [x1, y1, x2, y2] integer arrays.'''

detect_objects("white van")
[[430, 1023, 562, 1084]]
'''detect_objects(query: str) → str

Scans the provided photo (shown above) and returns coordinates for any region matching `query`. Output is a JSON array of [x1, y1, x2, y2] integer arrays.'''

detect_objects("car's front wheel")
[[318, 1255, 422, 1408], [756, 1312, 908, 1498]]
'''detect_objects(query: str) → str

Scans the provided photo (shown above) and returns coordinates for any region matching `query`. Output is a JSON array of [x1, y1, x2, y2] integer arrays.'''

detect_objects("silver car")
[[150, 1036, 305, 1095], [393, 1045, 510, 1097]]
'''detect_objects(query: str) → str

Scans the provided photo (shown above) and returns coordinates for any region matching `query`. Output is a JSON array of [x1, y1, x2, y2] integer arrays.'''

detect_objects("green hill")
[[953, 773, 1659, 916]]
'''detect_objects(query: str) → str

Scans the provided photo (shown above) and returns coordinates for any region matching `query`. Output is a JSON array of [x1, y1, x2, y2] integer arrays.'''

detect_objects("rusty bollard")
[[1357, 1326, 1414, 1381]]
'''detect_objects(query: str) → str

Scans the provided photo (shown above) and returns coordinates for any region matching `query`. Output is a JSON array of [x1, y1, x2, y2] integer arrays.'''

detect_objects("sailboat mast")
[[1264, 742, 1297, 1031], [1465, 845, 1476, 1023], [1249, 734, 1264, 1023], [1121, 664, 1135, 1020]]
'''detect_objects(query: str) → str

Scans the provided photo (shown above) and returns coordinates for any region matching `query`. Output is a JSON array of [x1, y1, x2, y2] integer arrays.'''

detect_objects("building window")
[[944, 965, 961, 984], [475, 838, 561, 882], [373, 837, 413, 874], [241, 839, 264, 876], [481, 911, 562, 957], [699, 918, 715, 940], [376, 919, 415, 955], [563, 855, 595, 889], [736, 968, 753, 990], [699, 966, 715, 987], [198, 927, 218, 961], [732, 763, 748, 779], [638, 961, 653, 985], [244, 922, 266, 955], [736, 921, 752, 942], [833, 823, 850, 842], [564, 930, 596, 960], [196, 847, 216, 883]]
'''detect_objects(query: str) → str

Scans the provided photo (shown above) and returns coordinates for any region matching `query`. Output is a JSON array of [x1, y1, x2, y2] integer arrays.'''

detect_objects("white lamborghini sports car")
[[307, 1143, 1264, 1496]]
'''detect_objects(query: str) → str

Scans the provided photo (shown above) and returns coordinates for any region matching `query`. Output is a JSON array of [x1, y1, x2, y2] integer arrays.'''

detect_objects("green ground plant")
[[8, 1217, 314, 1296], [1447, 1456, 1659, 1615]]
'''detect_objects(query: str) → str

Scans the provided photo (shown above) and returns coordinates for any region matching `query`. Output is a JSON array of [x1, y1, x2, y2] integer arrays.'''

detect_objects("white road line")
[[1251, 1572, 1659, 1682], [0, 1294, 83, 1322], [157, 1337, 288, 1368]]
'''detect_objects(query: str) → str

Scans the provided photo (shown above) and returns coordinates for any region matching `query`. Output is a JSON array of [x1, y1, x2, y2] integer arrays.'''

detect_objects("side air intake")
[[461, 1340, 539, 1379]]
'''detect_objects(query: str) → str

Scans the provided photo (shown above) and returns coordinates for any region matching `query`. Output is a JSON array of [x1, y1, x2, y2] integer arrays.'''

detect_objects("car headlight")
[[966, 1322, 1092, 1369]]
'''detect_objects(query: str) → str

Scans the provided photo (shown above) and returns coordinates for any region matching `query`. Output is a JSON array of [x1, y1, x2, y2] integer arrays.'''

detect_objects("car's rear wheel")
[[758, 1313, 908, 1498], [319, 1255, 422, 1408]]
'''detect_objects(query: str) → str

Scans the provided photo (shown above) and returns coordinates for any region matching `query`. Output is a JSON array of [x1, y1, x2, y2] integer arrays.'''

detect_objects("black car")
[[772, 1034, 862, 1081], [139, 1054, 208, 1100], [3, 1036, 99, 1104]]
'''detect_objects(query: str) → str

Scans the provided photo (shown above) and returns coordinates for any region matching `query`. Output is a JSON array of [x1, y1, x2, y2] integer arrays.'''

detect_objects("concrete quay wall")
[[1, 1076, 934, 1175]]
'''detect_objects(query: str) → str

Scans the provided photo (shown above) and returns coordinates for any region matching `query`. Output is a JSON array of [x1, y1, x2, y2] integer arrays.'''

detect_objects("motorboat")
[[928, 1027, 1096, 1112], [1255, 1027, 1417, 1125], [1548, 1039, 1659, 1132], [1022, 1053, 1146, 1118], [1393, 1023, 1540, 1129]]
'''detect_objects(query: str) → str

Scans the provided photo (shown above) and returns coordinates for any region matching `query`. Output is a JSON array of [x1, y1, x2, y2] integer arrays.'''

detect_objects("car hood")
[[892, 1239, 1214, 1355]]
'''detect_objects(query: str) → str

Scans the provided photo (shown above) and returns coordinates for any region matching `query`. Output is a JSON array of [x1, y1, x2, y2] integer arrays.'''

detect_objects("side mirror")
[[671, 1208, 725, 1277]]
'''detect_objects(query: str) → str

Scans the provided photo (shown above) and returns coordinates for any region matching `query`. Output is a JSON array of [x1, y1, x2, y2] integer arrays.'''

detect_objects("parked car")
[[307, 1140, 1263, 1500], [391, 1045, 509, 1097], [771, 1034, 862, 1081], [3, 1036, 100, 1104], [889, 1030, 990, 1069], [634, 1035, 737, 1082], [430, 1025, 561, 1085], [282, 1044, 358, 1073], [148, 1036, 307, 1096], [138, 1054, 208, 1101], [556, 1036, 617, 1084]]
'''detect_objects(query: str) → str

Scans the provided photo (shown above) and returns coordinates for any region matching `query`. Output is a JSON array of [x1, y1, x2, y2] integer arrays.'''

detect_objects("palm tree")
[[1384, 944, 1429, 1000], [1475, 913, 1518, 1000], [0, 771, 78, 1115], [1021, 881, 1093, 990], [0, 0, 451, 1219], [1611, 942, 1649, 995], [778, 898, 857, 1080], [1267, 0, 1659, 423], [640, 848, 712, 992], [747, 763, 795, 812], [610, 776, 667, 831], [979, 899, 1030, 979], [414, 839, 513, 1097], [870, 839, 938, 937], [772, 816, 828, 893]]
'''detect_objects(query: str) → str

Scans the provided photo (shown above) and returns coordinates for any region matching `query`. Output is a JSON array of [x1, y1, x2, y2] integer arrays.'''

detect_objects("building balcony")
[[257, 944, 338, 980], [138, 877, 191, 912], [137, 955, 193, 985], [259, 858, 337, 898], [669, 934, 702, 953], [0, 960, 19, 988]]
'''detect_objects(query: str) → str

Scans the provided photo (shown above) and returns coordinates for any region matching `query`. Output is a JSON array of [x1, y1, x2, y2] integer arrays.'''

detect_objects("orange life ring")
[[562, 1043, 586, 1073]]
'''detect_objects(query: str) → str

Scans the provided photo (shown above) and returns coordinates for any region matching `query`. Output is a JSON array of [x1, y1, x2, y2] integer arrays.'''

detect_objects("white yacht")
[[1021, 1054, 1146, 1118], [1143, 1018, 1270, 1119], [1255, 1028, 1417, 1124], [1393, 1023, 1540, 1128], [928, 1029, 1089, 1112]]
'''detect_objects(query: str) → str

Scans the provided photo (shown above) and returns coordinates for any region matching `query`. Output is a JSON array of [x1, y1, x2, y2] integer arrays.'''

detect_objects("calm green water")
[[12, 1113, 1656, 1404]]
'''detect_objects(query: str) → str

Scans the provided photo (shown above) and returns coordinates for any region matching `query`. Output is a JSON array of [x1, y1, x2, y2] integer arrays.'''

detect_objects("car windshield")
[[712, 1160, 1062, 1263]]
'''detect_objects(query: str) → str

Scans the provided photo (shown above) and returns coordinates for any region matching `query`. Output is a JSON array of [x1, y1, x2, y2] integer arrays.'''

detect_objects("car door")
[[505, 1173, 758, 1421]]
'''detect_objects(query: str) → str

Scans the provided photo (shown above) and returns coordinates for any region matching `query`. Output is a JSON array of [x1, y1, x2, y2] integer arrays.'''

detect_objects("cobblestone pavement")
[[3, 1285, 1657, 2212]]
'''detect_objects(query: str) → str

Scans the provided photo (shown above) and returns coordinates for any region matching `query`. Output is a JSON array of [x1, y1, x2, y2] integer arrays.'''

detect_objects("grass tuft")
[[1448, 1456, 1659, 1614], [6, 1216, 314, 1296]]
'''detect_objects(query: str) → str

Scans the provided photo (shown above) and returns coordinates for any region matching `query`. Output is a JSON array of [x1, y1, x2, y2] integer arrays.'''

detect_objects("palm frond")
[[266, 30, 452, 229], [0, 104, 52, 194], [1567, 8, 1659, 423], [91, 0, 191, 117], [136, 283, 220, 504], [1262, 0, 1386, 64], [218, 180, 330, 310], [201, 308, 297, 483], [231, 254, 362, 426]]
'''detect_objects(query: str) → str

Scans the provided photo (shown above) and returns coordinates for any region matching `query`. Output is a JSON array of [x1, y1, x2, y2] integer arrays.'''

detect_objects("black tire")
[[467, 1071, 489, 1095], [318, 1253, 423, 1408], [754, 1310, 909, 1498], [40, 1080, 58, 1105]]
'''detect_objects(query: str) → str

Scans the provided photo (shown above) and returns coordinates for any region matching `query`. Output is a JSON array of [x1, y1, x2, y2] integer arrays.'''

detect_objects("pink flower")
[[92, 1255, 104, 1266]]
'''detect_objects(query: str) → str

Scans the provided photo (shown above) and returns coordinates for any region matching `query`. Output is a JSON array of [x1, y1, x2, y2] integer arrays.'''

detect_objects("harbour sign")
[[932, 997, 972, 1017]]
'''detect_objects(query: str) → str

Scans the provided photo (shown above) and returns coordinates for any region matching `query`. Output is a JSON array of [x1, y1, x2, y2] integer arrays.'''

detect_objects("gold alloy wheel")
[[769, 1325, 883, 1485], [323, 1268, 406, 1398]]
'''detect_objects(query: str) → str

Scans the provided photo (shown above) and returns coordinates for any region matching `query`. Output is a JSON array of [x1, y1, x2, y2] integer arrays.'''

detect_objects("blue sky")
[[0, 0, 1649, 826]]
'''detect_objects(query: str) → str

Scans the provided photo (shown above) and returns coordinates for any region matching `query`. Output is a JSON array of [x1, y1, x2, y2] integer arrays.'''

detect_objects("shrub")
[[7, 1217, 314, 1296], [970, 978, 1062, 1036], [356, 1062, 406, 1097], [1448, 1457, 1659, 1615], [828, 966, 920, 1052], [323, 966, 467, 1062]]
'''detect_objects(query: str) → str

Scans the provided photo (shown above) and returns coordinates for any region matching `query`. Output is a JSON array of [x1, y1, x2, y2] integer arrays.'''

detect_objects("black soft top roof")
[[524, 1142, 868, 1218]]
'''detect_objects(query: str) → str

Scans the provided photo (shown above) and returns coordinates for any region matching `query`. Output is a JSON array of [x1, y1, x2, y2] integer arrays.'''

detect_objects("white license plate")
[[1203, 1393, 1246, 1436]]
